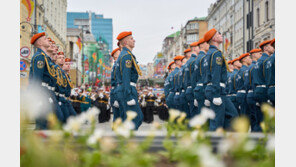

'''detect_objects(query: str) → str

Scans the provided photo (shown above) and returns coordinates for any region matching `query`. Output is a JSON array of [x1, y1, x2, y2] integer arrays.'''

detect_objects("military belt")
[[59, 94, 65, 98], [237, 90, 246, 93], [187, 86, 192, 89], [196, 83, 203, 86], [269, 85, 275, 88], [248, 90, 253, 93], [181, 89, 185, 93], [111, 86, 115, 89], [207, 82, 226, 88], [175, 92, 180, 95], [227, 94, 236, 97], [147, 100, 155, 102], [256, 85, 266, 88]]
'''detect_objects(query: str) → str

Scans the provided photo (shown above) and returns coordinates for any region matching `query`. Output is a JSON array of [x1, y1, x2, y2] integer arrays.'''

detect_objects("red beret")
[[111, 48, 120, 57], [184, 48, 191, 53], [167, 61, 175, 69], [48, 37, 52, 42], [117, 31, 132, 41], [190, 42, 199, 47], [259, 40, 272, 48], [270, 38, 275, 45], [173, 55, 184, 61], [249, 48, 262, 54], [238, 53, 250, 61], [204, 28, 217, 42], [227, 60, 233, 64], [30, 32, 45, 44], [58, 52, 64, 55], [65, 58, 71, 62], [197, 38, 206, 45]]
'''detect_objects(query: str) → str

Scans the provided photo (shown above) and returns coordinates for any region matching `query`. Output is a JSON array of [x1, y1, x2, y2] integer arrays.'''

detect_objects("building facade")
[[67, 12, 113, 52], [184, 17, 208, 47]]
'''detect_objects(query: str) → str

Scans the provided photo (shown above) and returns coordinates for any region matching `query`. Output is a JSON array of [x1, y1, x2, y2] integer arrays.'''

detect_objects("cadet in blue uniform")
[[167, 56, 182, 109], [203, 28, 239, 131], [62, 58, 77, 117], [173, 55, 185, 112], [29, 32, 64, 129], [110, 48, 121, 121], [115, 31, 143, 130], [235, 53, 252, 116], [265, 39, 275, 106], [179, 56, 189, 115], [226, 60, 234, 95], [244, 48, 262, 131], [184, 44, 199, 118], [164, 61, 175, 102], [228, 58, 242, 113], [192, 38, 210, 116]]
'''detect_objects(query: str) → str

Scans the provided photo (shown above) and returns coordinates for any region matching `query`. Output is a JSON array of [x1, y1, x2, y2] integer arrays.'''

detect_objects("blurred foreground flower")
[[126, 111, 137, 121], [169, 109, 181, 122], [232, 117, 250, 133], [266, 135, 275, 152], [196, 144, 225, 167], [87, 129, 104, 145]]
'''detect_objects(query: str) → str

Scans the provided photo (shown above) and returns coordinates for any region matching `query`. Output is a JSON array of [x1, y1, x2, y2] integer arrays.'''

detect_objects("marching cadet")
[[173, 55, 185, 111], [265, 39, 275, 106], [203, 28, 239, 131], [80, 89, 92, 112], [62, 58, 77, 117], [115, 31, 143, 130], [184, 48, 192, 59], [228, 58, 242, 113], [164, 61, 175, 105], [244, 48, 262, 131], [156, 93, 169, 121], [177, 56, 189, 114], [235, 53, 252, 116], [139, 89, 148, 116], [192, 38, 210, 116], [70, 88, 82, 114], [110, 47, 121, 121], [94, 88, 110, 123], [184, 43, 199, 118], [167, 56, 182, 109], [29, 32, 62, 129], [252, 40, 274, 108], [225, 60, 234, 95], [144, 88, 156, 123]]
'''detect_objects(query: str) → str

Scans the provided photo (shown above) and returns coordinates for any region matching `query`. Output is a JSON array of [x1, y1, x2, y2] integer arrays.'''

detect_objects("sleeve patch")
[[126, 60, 132, 68], [216, 57, 222, 65], [37, 60, 44, 69]]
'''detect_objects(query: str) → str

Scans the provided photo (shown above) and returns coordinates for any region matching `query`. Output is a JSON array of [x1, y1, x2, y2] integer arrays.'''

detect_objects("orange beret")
[[227, 60, 233, 64], [249, 48, 262, 54], [30, 32, 45, 44], [238, 53, 250, 61], [48, 37, 52, 42], [232, 58, 240, 63], [173, 55, 184, 61], [184, 48, 191, 53], [65, 58, 71, 62], [203, 28, 217, 42], [190, 42, 199, 47], [167, 61, 175, 69], [111, 48, 120, 57], [270, 38, 275, 45], [117, 31, 132, 41], [58, 52, 64, 55], [181, 56, 186, 61], [259, 40, 272, 48], [197, 38, 206, 45]]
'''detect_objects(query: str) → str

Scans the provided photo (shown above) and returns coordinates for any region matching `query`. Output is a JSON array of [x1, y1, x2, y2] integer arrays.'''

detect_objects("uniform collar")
[[199, 51, 206, 55], [122, 47, 132, 54], [233, 69, 238, 72], [191, 53, 197, 57], [209, 45, 218, 50], [262, 52, 269, 58]]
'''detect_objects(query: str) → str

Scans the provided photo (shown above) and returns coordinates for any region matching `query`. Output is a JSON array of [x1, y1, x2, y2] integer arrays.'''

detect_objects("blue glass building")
[[67, 12, 113, 52]]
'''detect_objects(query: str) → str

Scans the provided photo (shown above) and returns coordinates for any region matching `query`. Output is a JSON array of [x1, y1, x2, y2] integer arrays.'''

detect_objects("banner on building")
[[76, 38, 82, 52], [22, 0, 34, 22], [224, 38, 230, 53]]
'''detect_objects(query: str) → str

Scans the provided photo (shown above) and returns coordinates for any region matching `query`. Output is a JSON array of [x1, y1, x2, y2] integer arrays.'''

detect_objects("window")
[[257, 8, 260, 27], [265, 1, 269, 21]]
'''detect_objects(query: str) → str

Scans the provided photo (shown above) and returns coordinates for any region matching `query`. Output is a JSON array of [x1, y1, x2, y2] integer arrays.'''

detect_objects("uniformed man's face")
[[192, 46, 200, 54], [244, 56, 252, 65], [113, 50, 120, 61], [228, 64, 234, 71], [182, 58, 187, 65], [213, 32, 223, 43], [171, 63, 176, 71], [233, 60, 242, 69], [63, 62, 71, 71], [175, 60, 182, 67], [200, 42, 210, 52], [266, 44, 275, 54], [185, 51, 192, 58], [251, 52, 262, 61], [125, 35, 135, 49], [56, 54, 65, 66]]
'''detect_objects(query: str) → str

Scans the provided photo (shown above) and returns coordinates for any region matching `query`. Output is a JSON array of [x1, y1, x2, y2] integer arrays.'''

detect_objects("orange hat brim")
[[117, 31, 132, 41], [31, 32, 46, 44], [204, 28, 217, 42]]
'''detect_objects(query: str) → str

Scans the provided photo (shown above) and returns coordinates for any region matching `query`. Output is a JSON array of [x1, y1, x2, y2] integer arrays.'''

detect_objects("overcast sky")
[[67, 0, 216, 64]]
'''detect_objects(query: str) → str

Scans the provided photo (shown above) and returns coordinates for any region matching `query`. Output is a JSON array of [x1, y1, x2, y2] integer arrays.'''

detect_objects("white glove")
[[99, 93, 104, 98], [141, 101, 146, 107], [107, 105, 110, 110], [114, 101, 119, 108], [194, 99, 198, 107], [267, 100, 272, 105], [256, 102, 260, 106], [204, 99, 211, 106], [213, 97, 222, 106], [127, 99, 136, 106], [49, 97, 53, 104], [58, 102, 62, 106], [154, 102, 158, 106]]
